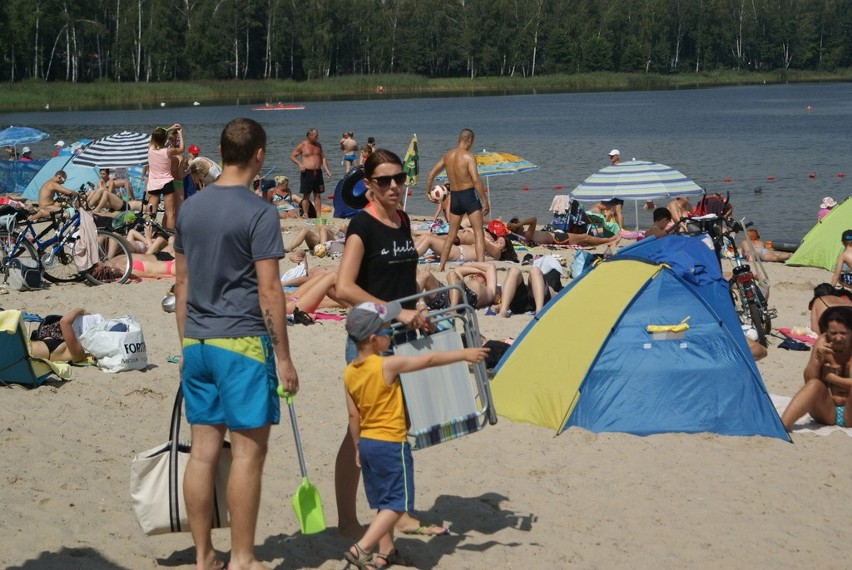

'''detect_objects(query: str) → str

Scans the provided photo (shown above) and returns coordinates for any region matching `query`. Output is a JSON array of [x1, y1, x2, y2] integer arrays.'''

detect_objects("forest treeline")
[[1, 0, 850, 83]]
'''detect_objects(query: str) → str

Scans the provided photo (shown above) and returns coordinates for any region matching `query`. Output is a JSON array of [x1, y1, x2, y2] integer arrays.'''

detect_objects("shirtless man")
[[339, 131, 358, 173], [30, 171, 76, 219], [426, 128, 489, 271], [667, 196, 693, 223], [290, 128, 332, 219], [645, 207, 673, 239]]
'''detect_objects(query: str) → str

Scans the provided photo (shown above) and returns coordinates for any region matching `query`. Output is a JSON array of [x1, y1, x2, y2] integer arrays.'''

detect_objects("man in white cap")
[[52, 141, 65, 157], [19, 147, 33, 161], [608, 149, 620, 165]]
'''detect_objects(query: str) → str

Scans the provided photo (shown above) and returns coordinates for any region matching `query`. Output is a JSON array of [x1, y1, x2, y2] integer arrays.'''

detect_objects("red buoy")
[[553, 185, 563, 190], [326, 194, 334, 199], [723, 177, 732, 183], [766, 176, 775, 181], [808, 172, 816, 179], [521, 186, 529, 192], [836, 173, 845, 178]]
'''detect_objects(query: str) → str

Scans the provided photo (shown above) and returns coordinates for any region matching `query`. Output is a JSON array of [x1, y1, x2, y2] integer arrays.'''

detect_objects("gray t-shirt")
[[174, 183, 284, 339]]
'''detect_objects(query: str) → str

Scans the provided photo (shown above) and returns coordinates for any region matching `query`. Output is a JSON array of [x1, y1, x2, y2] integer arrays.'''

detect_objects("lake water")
[[3, 82, 851, 243]]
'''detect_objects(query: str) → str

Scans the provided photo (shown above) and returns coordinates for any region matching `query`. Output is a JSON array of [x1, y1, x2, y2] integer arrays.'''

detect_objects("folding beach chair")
[[0, 309, 71, 387], [391, 286, 498, 450]]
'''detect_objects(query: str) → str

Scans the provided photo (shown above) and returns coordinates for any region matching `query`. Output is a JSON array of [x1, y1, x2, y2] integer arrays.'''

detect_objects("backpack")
[[7, 258, 42, 291]]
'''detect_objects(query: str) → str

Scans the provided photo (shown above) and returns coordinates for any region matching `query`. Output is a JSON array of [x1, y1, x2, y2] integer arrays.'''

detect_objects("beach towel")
[[73, 209, 100, 271], [770, 394, 852, 437]]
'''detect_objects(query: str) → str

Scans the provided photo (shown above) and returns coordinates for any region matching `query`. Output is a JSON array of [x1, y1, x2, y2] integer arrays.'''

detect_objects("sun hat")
[[346, 301, 401, 342], [608, 149, 620, 157], [55, 140, 65, 148], [21, 146, 31, 154], [820, 196, 837, 209]]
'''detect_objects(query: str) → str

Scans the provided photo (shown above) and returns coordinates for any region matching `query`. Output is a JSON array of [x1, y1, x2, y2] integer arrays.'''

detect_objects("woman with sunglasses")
[[335, 150, 443, 556]]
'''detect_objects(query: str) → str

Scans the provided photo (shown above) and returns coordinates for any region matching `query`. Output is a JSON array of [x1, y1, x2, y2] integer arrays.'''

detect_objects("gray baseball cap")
[[346, 301, 402, 342]]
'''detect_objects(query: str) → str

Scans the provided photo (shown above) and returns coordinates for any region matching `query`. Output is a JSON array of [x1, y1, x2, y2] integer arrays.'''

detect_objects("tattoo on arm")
[[264, 308, 280, 347]]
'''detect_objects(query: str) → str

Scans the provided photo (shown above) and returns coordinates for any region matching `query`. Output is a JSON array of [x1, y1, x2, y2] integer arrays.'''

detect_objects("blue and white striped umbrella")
[[571, 160, 703, 201], [72, 131, 150, 168]]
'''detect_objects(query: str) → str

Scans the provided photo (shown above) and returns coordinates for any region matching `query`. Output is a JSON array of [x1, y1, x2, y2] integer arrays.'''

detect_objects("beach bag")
[[130, 387, 231, 535], [79, 315, 147, 373], [7, 258, 42, 291]]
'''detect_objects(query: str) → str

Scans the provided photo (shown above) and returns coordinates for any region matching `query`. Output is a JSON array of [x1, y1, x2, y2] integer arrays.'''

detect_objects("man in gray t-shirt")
[[173, 118, 299, 570]]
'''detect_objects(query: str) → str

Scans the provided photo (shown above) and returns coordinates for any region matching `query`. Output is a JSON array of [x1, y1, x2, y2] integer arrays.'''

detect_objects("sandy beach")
[[1, 219, 850, 570]]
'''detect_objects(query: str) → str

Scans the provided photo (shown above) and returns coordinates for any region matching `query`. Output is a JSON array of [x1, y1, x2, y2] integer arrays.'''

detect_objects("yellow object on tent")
[[646, 317, 690, 334]]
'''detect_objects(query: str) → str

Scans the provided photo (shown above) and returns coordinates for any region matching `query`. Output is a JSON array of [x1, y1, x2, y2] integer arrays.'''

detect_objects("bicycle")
[[680, 214, 776, 345], [0, 193, 134, 286]]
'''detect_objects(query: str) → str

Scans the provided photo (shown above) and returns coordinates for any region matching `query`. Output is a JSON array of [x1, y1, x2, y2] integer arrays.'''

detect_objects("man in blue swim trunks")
[[426, 128, 489, 271], [174, 117, 299, 570]]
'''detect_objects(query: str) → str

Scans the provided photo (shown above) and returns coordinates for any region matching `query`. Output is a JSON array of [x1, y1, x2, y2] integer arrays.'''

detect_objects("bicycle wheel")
[[748, 302, 769, 346], [41, 239, 84, 283], [81, 230, 133, 285], [0, 232, 38, 277]]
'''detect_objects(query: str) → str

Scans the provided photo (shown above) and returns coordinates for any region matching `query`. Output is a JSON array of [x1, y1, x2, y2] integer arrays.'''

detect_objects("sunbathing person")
[[285, 224, 338, 253], [448, 261, 498, 309], [506, 216, 619, 247], [28, 308, 91, 363], [283, 271, 347, 324], [781, 306, 852, 430], [29, 171, 77, 220], [809, 283, 852, 333], [494, 266, 553, 317], [414, 232, 516, 262], [739, 229, 791, 263]]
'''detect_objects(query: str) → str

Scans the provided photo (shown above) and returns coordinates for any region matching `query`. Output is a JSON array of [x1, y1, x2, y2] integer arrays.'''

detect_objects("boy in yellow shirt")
[[342, 302, 487, 568]]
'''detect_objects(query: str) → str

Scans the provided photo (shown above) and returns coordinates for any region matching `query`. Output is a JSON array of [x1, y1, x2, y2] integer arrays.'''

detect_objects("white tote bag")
[[79, 315, 147, 373], [130, 387, 231, 535]]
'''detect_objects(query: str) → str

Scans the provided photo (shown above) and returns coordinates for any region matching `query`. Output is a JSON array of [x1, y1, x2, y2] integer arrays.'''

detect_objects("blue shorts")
[[182, 336, 280, 430], [836, 406, 846, 428], [450, 188, 482, 216], [359, 438, 414, 512]]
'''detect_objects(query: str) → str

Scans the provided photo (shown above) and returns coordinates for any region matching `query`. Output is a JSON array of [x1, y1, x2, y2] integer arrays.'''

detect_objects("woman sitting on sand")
[[831, 229, 852, 290], [739, 229, 791, 263], [782, 306, 852, 430], [506, 216, 619, 247], [493, 265, 554, 318]]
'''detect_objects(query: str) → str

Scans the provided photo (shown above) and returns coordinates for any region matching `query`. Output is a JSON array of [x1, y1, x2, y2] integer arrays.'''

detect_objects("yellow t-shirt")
[[343, 354, 407, 442]]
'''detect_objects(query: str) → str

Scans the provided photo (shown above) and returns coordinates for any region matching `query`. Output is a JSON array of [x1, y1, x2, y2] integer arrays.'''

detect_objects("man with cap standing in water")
[[52, 141, 65, 157], [604, 149, 624, 230]]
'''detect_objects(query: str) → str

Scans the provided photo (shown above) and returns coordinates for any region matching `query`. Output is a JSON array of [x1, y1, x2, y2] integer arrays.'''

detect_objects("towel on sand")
[[771, 394, 852, 437]]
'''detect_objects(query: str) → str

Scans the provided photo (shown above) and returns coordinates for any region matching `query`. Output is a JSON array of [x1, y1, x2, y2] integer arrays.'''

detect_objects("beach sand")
[[1, 223, 850, 569]]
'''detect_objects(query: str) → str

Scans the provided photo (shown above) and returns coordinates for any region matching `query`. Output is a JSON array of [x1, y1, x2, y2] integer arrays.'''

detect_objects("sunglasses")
[[370, 172, 407, 187]]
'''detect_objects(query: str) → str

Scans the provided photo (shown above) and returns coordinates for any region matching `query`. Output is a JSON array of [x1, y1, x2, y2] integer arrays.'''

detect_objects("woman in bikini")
[[414, 232, 516, 263], [809, 283, 852, 333], [29, 308, 90, 363], [506, 216, 619, 247], [739, 229, 792, 263], [782, 306, 852, 430]]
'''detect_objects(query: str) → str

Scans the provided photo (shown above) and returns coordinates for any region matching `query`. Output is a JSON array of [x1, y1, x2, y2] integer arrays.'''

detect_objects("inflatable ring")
[[340, 165, 369, 209]]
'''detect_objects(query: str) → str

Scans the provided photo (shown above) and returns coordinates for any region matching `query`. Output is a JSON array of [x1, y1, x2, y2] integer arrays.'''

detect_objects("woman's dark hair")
[[150, 127, 168, 147], [363, 148, 402, 179], [501, 235, 519, 262], [813, 283, 838, 299], [818, 305, 852, 333]]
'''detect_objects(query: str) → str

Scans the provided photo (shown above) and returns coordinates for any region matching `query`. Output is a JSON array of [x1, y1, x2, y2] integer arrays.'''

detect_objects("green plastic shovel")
[[277, 385, 326, 535]]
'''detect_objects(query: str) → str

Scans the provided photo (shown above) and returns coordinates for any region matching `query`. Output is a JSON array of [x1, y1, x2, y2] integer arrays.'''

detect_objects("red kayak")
[[252, 104, 305, 111]]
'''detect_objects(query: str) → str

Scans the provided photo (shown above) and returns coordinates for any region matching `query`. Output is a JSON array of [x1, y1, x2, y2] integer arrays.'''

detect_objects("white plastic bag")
[[79, 315, 147, 373]]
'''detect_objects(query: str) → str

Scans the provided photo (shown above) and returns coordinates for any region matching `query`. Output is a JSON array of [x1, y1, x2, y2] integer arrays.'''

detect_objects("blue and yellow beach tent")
[[491, 236, 789, 440]]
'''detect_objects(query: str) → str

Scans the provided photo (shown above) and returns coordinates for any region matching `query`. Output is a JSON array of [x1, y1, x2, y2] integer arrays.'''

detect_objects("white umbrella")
[[73, 131, 150, 169]]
